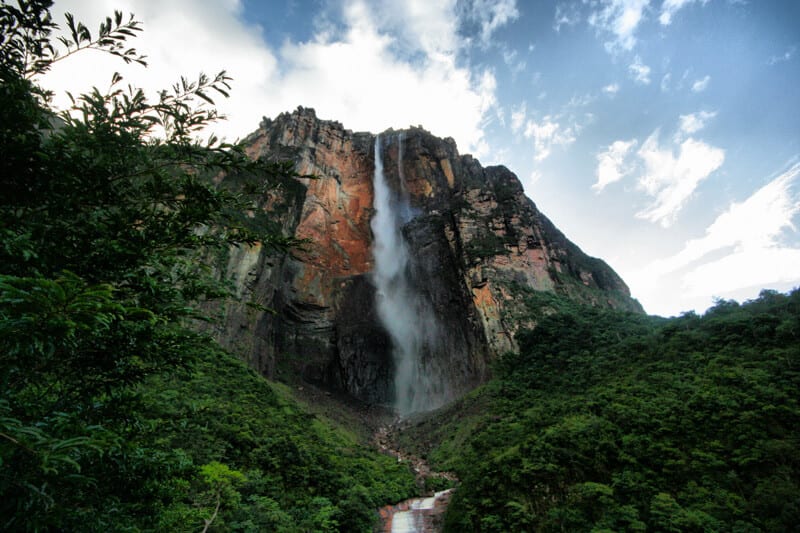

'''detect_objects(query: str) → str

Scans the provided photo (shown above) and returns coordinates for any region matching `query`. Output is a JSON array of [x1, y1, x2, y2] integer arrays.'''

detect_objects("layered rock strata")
[[209, 107, 642, 405]]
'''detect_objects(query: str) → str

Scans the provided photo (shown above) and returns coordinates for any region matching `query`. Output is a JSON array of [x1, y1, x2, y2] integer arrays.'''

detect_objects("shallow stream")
[[382, 489, 453, 533]]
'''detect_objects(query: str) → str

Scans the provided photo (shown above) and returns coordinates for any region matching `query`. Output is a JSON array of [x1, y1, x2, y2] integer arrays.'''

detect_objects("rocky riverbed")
[[373, 421, 457, 532], [378, 489, 454, 533]]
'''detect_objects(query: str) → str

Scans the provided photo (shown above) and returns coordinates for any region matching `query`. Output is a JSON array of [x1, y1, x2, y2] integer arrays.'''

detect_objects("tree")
[[0, 1, 297, 528], [198, 461, 247, 532]]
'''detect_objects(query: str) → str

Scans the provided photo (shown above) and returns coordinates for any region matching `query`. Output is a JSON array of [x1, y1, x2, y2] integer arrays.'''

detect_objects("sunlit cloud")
[[510, 102, 527, 134], [602, 82, 620, 95], [263, 0, 501, 156], [659, 0, 709, 26], [459, 0, 520, 47], [676, 110, 716, 139], [502, 47, 527, 77], [524, 116, 577, 162], [651, 163, 800, 275], [593, 139, 638, 192], [635, 131, 725, 226], [42, 0, 276, 140], [567, 93, 595, 108], [41, 0, 506, 157], [682, 248, 800, 298], [660, 72, 671, 91], [370, 0, 460, 56], [768, 45, 797, 66], [588, 0, 650, 53], [628, 55, 651, 84], [691, 74, 711, 92], [593, 111, 722, 215], [628, 163, 800, 315], [554, 2, 582, 32]]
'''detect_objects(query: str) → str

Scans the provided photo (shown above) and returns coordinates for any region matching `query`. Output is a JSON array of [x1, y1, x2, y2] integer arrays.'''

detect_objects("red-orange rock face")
[[212, 107, 642, 404], [245, 111, 375, 306]]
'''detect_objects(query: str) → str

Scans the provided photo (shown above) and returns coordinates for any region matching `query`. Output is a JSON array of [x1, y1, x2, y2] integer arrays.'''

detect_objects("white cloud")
[[676, 110, 716, 139], [43, 0, 277, 139], [659, 0, 709, 26], [273, 1, 499, 156], [593, 139, 638, 191], [651, 164, 800, 274], [628, 55, 651, 84], [691, 74, 711, 92], [502, 47, 527, 76], [510, 102, 527, 134], [635, 130, 725, 226], [768, 45, 797, 66], [681, 248, 800, 299], [593, 112, 723, 224], [460, 0, 520, 47], [602, 82, 620, 95], [371, 0, 460, 56], [554, 2, 582, 32], [628, 163, 800, 315], [660, 72, 671, 91], [524, 116, 577, 162], [40, 0, 501, 157], [588, 0, 650, 52], [477, 68, 500, 123], [567, 93, 595, 108]]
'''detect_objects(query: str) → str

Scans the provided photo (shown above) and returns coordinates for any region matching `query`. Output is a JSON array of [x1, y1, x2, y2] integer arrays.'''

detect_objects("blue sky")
[[44, 0, 800, 316]]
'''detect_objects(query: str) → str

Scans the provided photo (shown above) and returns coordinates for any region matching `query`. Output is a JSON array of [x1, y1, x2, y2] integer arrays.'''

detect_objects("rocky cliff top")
[[210, 106, 642, 407]]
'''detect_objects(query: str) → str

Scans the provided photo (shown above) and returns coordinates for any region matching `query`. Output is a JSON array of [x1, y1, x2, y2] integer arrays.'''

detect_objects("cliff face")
[[210, 107, 642, 406]]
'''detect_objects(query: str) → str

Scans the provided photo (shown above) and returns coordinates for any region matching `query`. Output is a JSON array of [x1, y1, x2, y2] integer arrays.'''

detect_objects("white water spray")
[[371, 135, 444, 415]]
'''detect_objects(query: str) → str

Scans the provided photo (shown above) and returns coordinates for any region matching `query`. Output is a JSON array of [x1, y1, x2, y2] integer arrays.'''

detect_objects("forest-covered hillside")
[[0, 2, 413, 530], [3, 3, 799, 532], [399, 288, 800, 532]]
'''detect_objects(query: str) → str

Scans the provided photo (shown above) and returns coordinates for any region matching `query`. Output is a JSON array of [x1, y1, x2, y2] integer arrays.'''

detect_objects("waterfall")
[[371, 135, 444, 415]]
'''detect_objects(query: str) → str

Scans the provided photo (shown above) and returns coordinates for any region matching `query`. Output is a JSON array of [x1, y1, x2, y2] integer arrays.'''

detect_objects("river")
[[379, 489, 454, 532]]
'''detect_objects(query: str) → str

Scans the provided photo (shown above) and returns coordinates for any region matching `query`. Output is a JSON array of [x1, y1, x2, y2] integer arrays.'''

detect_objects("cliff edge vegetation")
[[397, 287, 800, 532], [0, 3, 413, 530]]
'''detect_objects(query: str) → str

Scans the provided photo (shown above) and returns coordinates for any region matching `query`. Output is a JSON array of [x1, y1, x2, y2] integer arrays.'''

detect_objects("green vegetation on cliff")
[[0, 2, 413, 530], [402, 288, 800, 531], [4, 4, 798, 533]]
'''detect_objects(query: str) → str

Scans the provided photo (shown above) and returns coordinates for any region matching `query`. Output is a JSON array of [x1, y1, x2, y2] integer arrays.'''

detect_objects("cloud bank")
[[628, 163, 800, 315], [628, 55, 651, 84], [588, 0, 649, 52], [635, 132, 725, 226], [594, 139, 637, 191], [659, 0, 709, 26], [594, 112, 724, 226], [524, 116, 578, 162], [41, 0, 509, 157], [691, 75, 711, 92]]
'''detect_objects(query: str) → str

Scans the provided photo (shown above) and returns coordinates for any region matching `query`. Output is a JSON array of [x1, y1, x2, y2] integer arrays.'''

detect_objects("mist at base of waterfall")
[[370, 134, 449, 416]]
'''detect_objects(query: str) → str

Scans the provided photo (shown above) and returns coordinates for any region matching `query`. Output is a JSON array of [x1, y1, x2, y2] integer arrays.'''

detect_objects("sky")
[[41, 0, 800, 317]]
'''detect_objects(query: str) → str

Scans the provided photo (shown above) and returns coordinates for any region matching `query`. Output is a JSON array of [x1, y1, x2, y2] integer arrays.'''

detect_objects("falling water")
[[371, 135, 444, 415]]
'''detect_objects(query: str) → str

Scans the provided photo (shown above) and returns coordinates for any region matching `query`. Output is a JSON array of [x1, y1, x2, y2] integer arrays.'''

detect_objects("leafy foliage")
[[405, 288, 800, 532], [0, 2, 413, 530], [137, 348, 415, 532]]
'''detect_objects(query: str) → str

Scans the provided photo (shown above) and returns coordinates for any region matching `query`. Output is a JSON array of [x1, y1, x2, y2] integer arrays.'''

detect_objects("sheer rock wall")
[[209, 107, 642, 405]]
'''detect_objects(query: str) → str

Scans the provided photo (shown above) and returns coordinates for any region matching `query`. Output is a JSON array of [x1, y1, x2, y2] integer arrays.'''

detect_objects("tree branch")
[[201, 489, 221, 533]]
